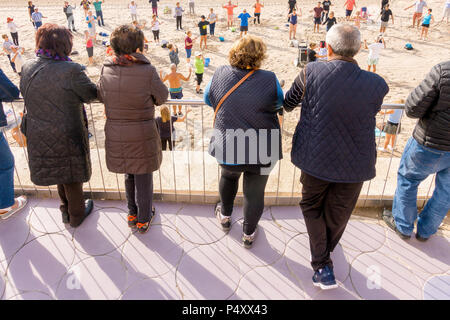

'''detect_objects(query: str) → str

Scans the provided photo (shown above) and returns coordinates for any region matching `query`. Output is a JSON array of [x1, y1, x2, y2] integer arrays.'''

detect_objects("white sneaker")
[[0, 196, 28, 220], [387, 145, 394, 151], [378, 147, 387, 152]]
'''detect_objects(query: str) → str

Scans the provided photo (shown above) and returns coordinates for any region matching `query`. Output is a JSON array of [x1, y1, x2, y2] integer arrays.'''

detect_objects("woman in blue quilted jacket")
[[204, 36, 284, 248]]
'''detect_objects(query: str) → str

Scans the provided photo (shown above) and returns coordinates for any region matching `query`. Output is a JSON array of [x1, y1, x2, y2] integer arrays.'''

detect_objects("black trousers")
[[176, 16, 182, 30], [300, 172, 363, 271], [57, 182, 85, 227], [125, 173, 154, 223], [321, 10, 329, 23], [219, 165, 270, 235], [152, 30, 160, 41], [161, 137, 173, 151], [10, 32, 18, 46], [254, 13, 261, 24]]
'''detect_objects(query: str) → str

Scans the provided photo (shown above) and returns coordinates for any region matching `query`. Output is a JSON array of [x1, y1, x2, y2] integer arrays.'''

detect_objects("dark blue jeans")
[[210, 22, 216, 35], [393, 137, 450, 238], [0, 131, 15, 209], [96, 10, 104, 26]]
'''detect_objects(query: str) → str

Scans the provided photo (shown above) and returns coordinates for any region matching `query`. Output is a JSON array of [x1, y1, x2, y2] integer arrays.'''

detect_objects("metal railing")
[[3, 99, 436, 208]]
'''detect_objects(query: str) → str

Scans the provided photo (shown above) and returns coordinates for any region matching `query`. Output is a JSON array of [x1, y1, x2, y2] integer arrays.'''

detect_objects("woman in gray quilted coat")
[[20, 24, 97, 228]]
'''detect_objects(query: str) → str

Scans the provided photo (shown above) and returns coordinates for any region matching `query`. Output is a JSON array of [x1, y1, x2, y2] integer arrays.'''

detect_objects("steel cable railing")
[[3, 99, 435, 208]]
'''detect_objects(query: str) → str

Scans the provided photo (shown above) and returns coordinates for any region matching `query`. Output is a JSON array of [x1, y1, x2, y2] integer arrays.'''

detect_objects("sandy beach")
[[1, 0, 449, 155]]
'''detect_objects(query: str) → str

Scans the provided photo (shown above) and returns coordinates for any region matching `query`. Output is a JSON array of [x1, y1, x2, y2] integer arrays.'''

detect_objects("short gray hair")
[[326, 24, 361, 58]]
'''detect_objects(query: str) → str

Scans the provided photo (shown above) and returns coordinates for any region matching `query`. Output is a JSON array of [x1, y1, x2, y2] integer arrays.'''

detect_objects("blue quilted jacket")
[[288, 59, 389, 183], [205, 65, 284, 166]]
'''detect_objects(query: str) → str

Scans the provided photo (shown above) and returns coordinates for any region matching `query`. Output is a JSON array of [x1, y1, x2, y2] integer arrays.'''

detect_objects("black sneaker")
[[215, 202, 231, 232], [382, 209, 411, 240], [312, 265, 338, 290], [137, 206, 156, 234], [128, 213, 138, 228], [62, 210, 70, 224], [177, 111, 183, 117], [242, 227, 257, 249], [416, 233, 429, 242]]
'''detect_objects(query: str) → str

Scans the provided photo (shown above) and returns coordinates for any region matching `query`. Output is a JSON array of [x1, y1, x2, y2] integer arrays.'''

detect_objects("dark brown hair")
[[228, 35, 267, 70], [110, 25, 144, 56], [35, 23, 73, 58]]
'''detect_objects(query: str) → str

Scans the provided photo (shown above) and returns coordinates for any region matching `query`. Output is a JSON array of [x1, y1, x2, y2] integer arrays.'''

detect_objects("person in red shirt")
[[223, 1, 238, 28], [311, 2, 324, 32], [184, 30, 197, 64], [344, 0, 356, 20], [253, 0, 264, 24]]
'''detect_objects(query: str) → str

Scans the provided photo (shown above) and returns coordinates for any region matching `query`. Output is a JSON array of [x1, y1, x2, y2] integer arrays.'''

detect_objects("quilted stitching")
[[291, 60, 389, 183], [209, 66, 282, 165]]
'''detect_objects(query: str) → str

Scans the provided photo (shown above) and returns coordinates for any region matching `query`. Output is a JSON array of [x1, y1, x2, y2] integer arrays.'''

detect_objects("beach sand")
[[1, 0, 449, 156]]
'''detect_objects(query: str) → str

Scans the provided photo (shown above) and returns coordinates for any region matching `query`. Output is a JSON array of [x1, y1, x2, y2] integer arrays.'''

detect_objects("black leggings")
[[254, 13, 261, 24], [125, 173, 154, 223], [161, 137, 174, 151], [176, 16, 182, 29], [152, 30, 160, 41], [10, 32, 19, 46], [219, 166, 269, 235]]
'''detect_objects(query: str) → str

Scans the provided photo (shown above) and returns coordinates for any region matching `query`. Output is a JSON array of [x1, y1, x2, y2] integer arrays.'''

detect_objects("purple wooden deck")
[[0, 198, 448, 300]]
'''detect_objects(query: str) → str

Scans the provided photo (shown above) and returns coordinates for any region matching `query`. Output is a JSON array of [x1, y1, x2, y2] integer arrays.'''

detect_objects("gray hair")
[[326, 24, 361, 58]]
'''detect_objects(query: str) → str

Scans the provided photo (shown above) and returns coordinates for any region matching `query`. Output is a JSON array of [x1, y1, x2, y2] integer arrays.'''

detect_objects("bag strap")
[[213, 69, 256, 126], [22, 62, 50, 113]]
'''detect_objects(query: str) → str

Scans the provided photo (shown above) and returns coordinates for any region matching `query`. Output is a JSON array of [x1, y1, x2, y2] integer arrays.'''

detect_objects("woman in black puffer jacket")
[[20, 24, 97, 227]]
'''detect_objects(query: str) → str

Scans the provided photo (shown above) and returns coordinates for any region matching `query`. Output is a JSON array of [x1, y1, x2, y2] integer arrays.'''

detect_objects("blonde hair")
[[161, 106, 171, 123], [228, 35, 267, 70]]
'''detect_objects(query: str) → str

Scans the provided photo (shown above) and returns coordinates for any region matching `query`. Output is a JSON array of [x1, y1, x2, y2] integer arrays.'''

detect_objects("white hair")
[[326, 24, 361, 58]]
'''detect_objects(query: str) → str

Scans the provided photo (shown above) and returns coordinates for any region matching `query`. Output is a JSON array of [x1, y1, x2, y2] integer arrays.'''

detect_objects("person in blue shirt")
[[238, 9, 252, 37], [0, 68, 28, 219], [420, 8, 434, 40]]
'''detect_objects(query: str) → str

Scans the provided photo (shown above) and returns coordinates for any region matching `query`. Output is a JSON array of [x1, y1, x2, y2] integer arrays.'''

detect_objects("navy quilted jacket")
[[285, 59, 389, 183], [205, 65, 283, 166]]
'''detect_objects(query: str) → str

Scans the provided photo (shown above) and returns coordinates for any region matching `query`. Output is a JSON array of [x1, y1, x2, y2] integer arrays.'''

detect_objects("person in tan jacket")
[[97, 25, 168, 234]]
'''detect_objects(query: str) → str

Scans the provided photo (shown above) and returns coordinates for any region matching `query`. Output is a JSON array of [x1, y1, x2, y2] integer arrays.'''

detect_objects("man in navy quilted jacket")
[[284, 24, 389, 290]]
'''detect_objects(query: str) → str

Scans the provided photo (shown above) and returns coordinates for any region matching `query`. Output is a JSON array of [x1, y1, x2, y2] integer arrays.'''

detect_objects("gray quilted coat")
[[20, 56, 97, 186]]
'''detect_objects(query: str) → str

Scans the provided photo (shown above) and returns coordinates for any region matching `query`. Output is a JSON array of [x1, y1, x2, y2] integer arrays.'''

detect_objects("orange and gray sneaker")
[[128, 213, 138, 228], [136, 207, 156, 234]]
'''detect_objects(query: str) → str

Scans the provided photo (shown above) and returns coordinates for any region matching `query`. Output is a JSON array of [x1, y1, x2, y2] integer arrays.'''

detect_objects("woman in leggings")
[[204, 35, 284, 248]]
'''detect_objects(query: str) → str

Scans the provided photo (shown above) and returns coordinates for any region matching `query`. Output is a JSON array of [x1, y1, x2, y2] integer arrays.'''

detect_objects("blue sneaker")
[[312, 265, 338, 290]]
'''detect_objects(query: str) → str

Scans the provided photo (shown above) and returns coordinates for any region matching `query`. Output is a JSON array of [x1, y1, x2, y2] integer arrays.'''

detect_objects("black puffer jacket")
[[20, 56, 97, 186], [405, 60, 450, 151]]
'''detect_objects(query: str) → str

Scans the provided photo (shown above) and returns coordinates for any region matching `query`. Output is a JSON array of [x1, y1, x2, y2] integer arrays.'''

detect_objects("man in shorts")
[[379, 3, 394, 33], [160, 64, 192, 116], [404, 0, 427, 28], [344, 0, 356, 20], [238, 9, 251, 37], [223, 1, 238, 28]]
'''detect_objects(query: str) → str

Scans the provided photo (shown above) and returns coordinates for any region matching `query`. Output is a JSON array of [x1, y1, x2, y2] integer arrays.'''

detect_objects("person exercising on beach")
[[223, 1, 238, 28]]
